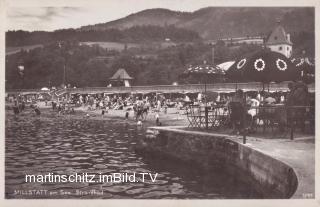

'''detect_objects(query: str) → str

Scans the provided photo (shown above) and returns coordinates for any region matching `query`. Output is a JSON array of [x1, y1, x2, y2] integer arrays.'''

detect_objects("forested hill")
[[6, 7, 314, 47], [6, 25, 201, 47], [5, 7, 315, 89], [79, 7, 314, 40]]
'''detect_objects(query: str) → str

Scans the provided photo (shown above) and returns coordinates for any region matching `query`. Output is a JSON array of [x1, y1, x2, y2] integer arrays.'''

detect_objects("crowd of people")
[[67, 93, 173, 124], [6, 81, 314, 131], [226, 81, 314, 134], [8, 96, 41, 116]]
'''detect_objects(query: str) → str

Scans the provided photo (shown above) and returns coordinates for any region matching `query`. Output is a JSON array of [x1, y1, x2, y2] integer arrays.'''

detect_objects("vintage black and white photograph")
[[3, 0, 317, 204]]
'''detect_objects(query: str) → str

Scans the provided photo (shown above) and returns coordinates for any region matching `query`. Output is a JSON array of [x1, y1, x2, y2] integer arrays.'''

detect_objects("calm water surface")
[[5, 111, 259, 199]]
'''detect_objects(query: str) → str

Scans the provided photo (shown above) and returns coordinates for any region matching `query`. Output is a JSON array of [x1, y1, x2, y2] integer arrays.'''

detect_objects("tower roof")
[[266, 24, 292, 46], [110, 68, 133, 80]]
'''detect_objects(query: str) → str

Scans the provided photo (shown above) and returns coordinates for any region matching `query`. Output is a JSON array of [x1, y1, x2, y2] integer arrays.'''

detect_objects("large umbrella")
[[217, 61, 236, 72], [180, 63, 225, 94], [226, 50, 299, 90], [180, 62, 224, 129], [291, 57, 315, 84], [41, 87, 49, 91]]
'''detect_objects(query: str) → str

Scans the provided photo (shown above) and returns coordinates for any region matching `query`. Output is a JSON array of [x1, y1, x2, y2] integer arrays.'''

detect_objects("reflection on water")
[[5, 112, 259, 199]]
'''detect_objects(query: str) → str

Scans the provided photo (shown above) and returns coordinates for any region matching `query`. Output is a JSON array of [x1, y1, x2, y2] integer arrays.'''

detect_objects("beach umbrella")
[[41, 87, 49, 91], [180, 62, 225, 94], [180, 62, 224, 129], [224, 51, 258, 83], [217, 61, 236, 72], [226, 50, 299, 91], [291, 57, 315, 84]]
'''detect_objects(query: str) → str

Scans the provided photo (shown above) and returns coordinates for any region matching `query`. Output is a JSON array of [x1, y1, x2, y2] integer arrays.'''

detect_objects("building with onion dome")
[[265, 21, 293, 58]]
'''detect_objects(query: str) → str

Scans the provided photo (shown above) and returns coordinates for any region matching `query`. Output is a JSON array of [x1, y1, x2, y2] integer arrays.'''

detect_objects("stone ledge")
[[135, 126, 314, 198]]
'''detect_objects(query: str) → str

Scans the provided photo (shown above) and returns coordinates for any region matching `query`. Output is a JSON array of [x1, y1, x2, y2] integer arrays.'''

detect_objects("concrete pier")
[[135, 126, 314, 198]]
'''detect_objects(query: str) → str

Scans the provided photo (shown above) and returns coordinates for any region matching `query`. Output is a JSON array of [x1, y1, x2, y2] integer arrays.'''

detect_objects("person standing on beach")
[[79, 95, 83, 106], [125, 109, 129, 120], [155, 112, 161, 126], [12, 101, 20, 116], [52, 101, 56, 110], [21, 100, 25, 111], [57, 103, 63, 115], [156, 99, 161, 112], [101, 106, 105, 117], [163, 101, 168, 114], [133, 103, 137, 120], [34, 105, 41, 116], [142, 101, 149, 120], [136, 104, 143, 121], [93, 99, 97, 110], [228, 89, 245, 134]]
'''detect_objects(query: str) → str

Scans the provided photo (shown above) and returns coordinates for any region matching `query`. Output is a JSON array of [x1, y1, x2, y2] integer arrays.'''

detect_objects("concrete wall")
[[135, 127, 298, 198]]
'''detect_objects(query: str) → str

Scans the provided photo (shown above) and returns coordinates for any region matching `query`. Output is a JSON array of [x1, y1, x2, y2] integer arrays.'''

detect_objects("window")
[[279, 46, 282, 51], [274, 36, 278, 40], [287, 47, 290, 51]]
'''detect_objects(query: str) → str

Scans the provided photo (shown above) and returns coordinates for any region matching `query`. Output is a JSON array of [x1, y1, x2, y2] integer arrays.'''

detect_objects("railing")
[[65, 82, 314, 94], [186, 104, 315, 143]]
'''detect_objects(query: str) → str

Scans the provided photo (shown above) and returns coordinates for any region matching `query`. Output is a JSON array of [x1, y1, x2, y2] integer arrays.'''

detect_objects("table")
[[186, 104, 229, 129], [186, 104, 314, 136]]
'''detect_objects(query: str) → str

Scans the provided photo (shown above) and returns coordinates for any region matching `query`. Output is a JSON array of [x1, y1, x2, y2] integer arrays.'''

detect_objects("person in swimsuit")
[[13, 101, 19, 116], [34, 106, 41, 116]]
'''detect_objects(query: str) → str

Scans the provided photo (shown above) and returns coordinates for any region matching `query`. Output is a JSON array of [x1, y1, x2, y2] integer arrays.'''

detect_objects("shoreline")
[[6, 102, 314, 139], [5, 103, 189, 128], [5, 102, 315, 198], [74, 105, 189, 127]]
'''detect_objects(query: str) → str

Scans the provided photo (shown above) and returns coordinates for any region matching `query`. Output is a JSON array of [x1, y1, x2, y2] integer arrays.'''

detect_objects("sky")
[[5, 0, 225, 31], [5, 0, 314, 31]]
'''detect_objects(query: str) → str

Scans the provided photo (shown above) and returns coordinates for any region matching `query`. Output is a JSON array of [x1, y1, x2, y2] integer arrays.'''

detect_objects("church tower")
[[265, 20, 293, 58]]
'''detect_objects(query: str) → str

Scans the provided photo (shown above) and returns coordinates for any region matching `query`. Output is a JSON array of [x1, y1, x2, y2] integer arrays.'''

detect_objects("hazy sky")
[[6, 0, 225, 31]]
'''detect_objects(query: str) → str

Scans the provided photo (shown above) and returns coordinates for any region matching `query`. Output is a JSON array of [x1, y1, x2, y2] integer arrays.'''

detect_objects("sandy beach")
[[6, 101, 189, 128], [74, 105, 189, 127]]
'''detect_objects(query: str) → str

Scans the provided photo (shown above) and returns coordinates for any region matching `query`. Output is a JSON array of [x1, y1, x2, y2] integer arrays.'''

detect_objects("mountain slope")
[[80, 7, 314, 40], [80, 8, 188, 31]]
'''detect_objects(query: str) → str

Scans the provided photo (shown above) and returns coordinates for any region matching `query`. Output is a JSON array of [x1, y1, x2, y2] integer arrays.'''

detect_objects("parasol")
[[180, 62, 224, 129], [217, 61, 236, 72], [41, 87, 49, 91], [180, 62, 225, 95], [226, 50, 299, 90]]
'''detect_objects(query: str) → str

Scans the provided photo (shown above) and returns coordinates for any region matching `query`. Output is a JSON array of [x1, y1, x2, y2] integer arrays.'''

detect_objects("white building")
[[265, 22, 293, 58]]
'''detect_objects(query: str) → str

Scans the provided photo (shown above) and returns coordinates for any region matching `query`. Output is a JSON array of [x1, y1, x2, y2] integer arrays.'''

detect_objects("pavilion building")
[[109, 68, 133, 87]]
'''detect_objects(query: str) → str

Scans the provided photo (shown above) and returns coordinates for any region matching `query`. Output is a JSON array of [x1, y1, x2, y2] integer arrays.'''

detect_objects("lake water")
[[5, 111, 260, 199]]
